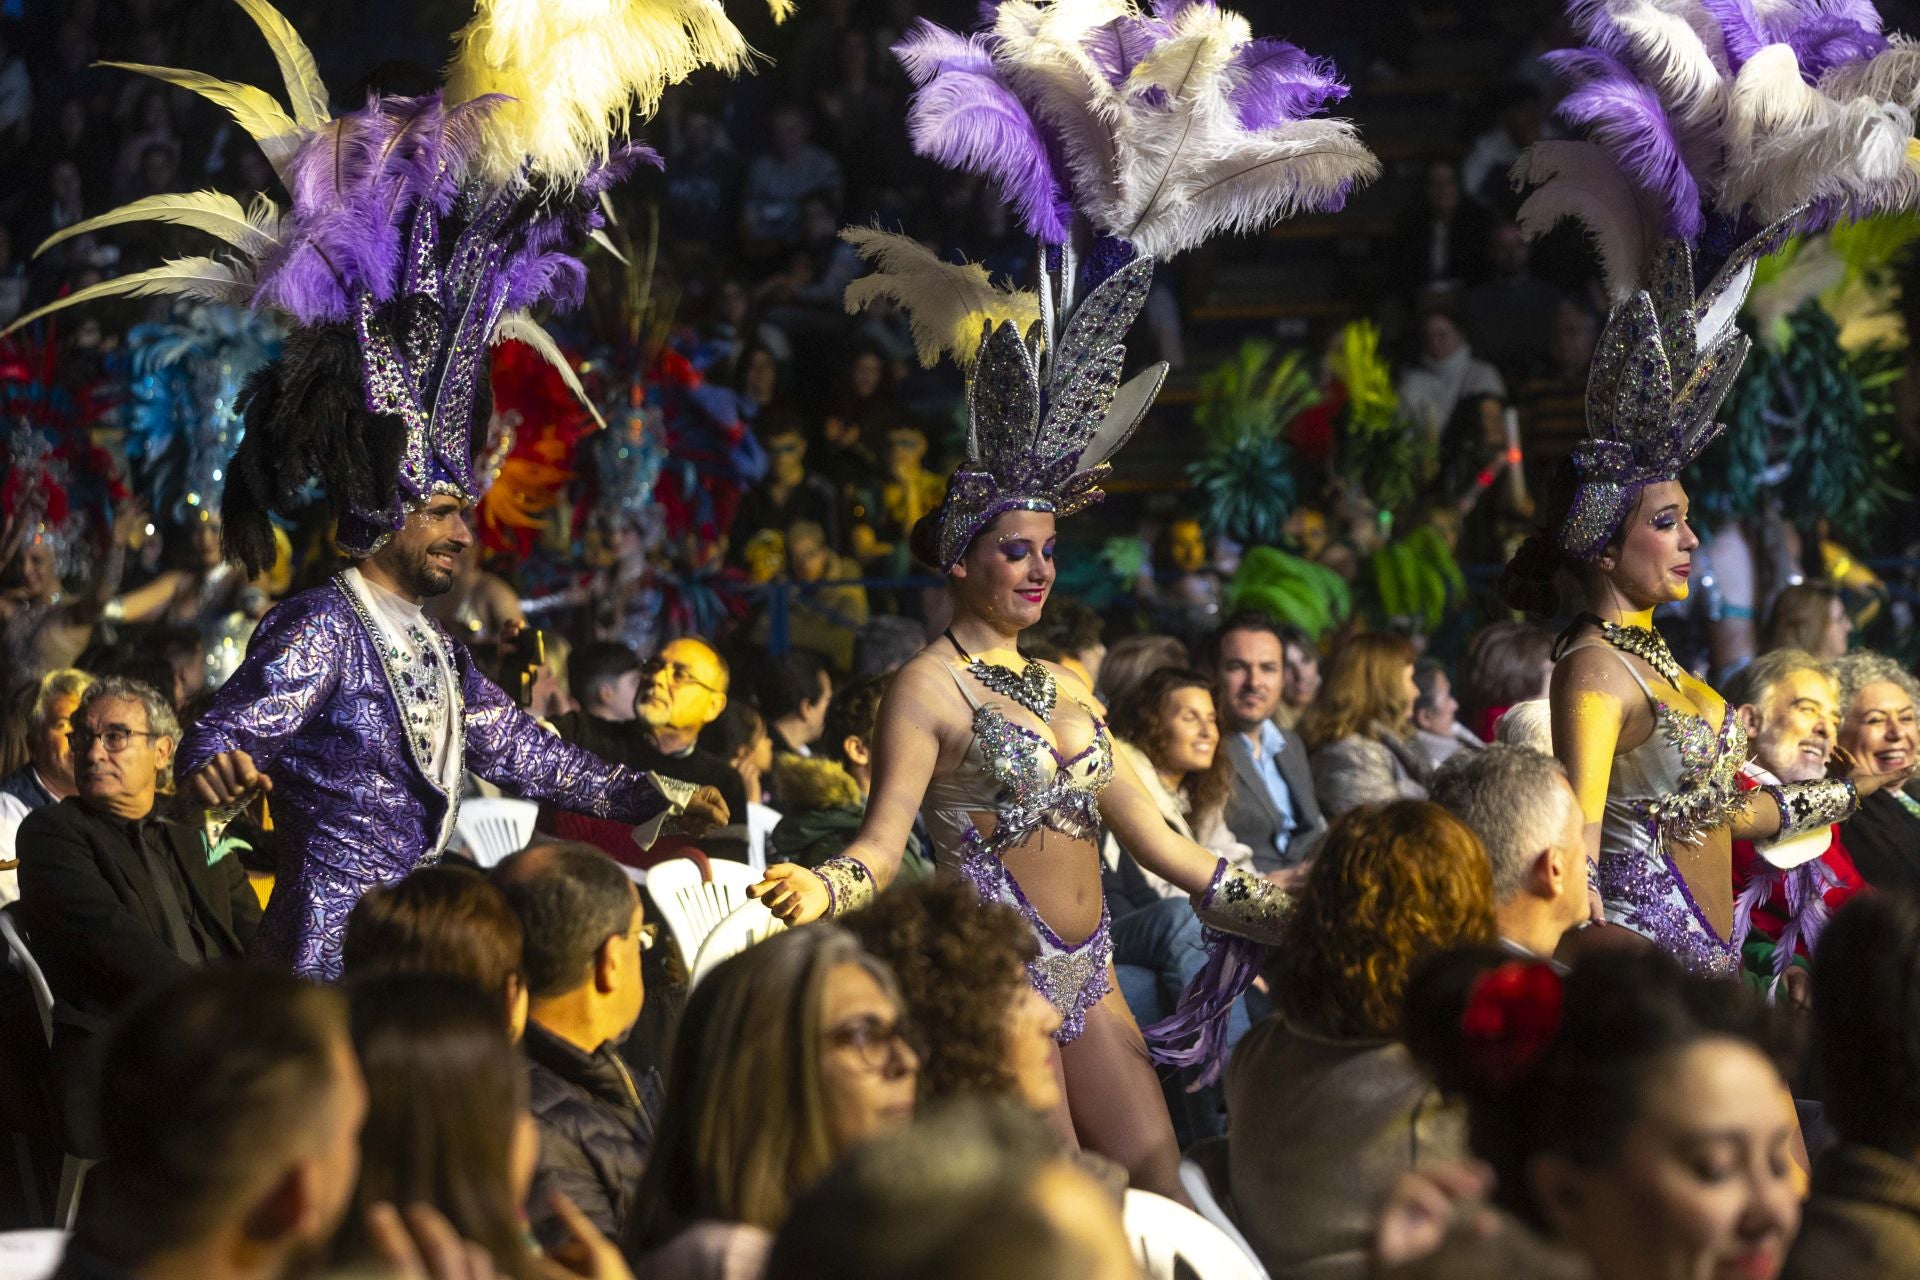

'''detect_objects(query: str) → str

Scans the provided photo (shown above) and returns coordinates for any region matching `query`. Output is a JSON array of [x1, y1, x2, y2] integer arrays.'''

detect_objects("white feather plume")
[[232, 0, 331, 130], [3, 256, 256, 337], [1819, 34, 1920, 107], [98, 61, 302, 179], [33, 191, 283, 261], [1512, 141, 1660, 301], [839, 227, 1041, 368]]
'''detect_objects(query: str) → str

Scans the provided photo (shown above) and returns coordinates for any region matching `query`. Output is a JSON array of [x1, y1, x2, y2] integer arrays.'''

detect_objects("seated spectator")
[[549, 636, 747, 825], [1021, 598, 1107, 696], [1275, 622, 1321, 731], [1724, 651, 1866, 995], [1511, 300, 1600, 485], [784, 523, 869, 673], [1493, 698, 1554, 752], [740, 102, 844, 257], [1831, 651, 1920, 893], [1229, 801, 1493, 1278], [765, 1099, 1137, 1280], [494, 842, 657, 1246], [1096, 633, 1189, 711], [663, 108, 741, 249], [1429, 745, 1591, 961], [844, 880, 1060, 1113], [759, 648, 833, 760], [1458, 621, 1556, 744], [17, 676, 260, 1152], [1405, 949, 1797, 1280], [849, 421, 942, 577], [1302, 633, 1432, 818], [340, 864, 528, 1040], [1459, 222, 1561, 381], [1785, 892, 1920, 1278], [625, 925, 918, 1279], [770, 674, 931, 880], [1762, 583, 1852, 660], [1385, 158, 1493, 295], [0, 667, 90, 902], [735, 417, 843, 556], [851, 616, 925, 678], [1213, 612, 1327, 873], [1412, 658, 1484, 768], [1460, 82, 1543, 211], [57, 968, 364, 1280], [331, 973, 542, 1277], [1397, 300, 1507, 450], [700, 700, 781, 864], [567, 641, 646, 724]]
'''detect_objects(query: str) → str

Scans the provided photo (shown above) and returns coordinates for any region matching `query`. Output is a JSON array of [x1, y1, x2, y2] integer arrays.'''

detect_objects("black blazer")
[[1222, 729, 1328, 874], [16, 797, 261, 1035]]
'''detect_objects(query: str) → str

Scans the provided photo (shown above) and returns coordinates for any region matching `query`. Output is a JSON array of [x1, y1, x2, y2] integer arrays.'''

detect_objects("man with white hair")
[[1429, 744, 1590, 961], [1724, 650, 1867, 997]]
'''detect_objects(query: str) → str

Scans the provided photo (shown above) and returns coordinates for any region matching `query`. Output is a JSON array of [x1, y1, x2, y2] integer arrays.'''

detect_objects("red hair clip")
[[1460, 961, 1563, 1088]]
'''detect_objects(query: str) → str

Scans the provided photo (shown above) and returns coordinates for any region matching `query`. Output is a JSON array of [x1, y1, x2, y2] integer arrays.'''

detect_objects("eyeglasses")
[[824, 1014, 924, 1072], [641, 657, 721, 696], [70, 726, 159, 754]]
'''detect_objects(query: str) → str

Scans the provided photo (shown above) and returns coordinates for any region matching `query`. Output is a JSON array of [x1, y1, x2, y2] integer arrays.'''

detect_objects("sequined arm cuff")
[[817, 855, 877, 918], [1762, 778, 1859, 839], [1193, 860, 1291, 946]]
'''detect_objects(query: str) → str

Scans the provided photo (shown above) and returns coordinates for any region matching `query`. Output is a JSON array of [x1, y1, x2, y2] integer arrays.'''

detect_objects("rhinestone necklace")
[[946, 630, 1057, 724], [1580, 613, 1682, 689]]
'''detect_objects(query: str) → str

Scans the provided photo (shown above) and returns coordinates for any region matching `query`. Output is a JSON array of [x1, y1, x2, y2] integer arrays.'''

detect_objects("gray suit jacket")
[[1222, 728, 1327, 873]]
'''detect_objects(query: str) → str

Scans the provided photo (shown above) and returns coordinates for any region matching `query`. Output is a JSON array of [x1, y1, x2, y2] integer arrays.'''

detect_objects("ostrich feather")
[[494, 311, 605, 429], [34, 191, 283, 261], [3, 257, 255, 336], [1818, 34, 1920, 105], [233, 0, 330, 130], [895, 22, 1070, 242], [1224, 38, 1347, 129], [1513, 140, 1661, 300], [1554, 51, 1703, 236], [992, 0, 1130, 236], [839, 227, 1041, 367], [98, 61, 301, 178], [445, 0, 788, 190]]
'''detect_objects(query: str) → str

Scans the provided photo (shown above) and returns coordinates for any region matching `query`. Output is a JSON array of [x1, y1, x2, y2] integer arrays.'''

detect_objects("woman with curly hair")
[[1105, 668, 1248, 895], [1227, 801, 1495, 1280], [845, 879, 1062, 1113]]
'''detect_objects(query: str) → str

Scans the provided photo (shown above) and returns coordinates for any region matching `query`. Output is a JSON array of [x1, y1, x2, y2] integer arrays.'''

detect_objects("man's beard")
[[400, 543, 459, 598]]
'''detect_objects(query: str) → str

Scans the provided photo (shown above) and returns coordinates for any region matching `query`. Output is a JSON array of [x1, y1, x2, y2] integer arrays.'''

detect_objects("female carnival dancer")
[[751, 0, 1380, 1197], [1496, 0, 1920, 973]]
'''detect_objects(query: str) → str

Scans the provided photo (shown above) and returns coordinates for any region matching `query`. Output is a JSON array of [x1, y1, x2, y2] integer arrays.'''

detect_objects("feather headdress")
[[1, 336, 124, 577], [850, 0, 1377, 571], [7, 0, 777, 571], [1513, 0, 1920, 559]]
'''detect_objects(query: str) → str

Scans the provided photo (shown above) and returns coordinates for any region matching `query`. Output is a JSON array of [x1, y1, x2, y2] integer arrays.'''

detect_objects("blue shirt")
[[1241, 721, 1296, 861]]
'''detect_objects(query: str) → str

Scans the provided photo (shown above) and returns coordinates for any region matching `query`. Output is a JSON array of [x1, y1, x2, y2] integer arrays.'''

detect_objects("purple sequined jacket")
[[179, 576, 666, 979]]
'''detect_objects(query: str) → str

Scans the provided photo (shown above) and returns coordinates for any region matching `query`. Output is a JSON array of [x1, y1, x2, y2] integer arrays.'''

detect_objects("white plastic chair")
[[1124, 1189, 1267, 1280], [0, 1229, 66, 1280], [0, 910, 93, 1230], [689, 898, 789, 988], [1179, 1139, 1270, 1279], [645, 858, 763, 969], [452, 797, 539, 868]]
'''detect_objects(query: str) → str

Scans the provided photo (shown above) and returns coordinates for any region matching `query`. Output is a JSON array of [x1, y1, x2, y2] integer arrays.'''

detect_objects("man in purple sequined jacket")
[[180, 494, 727, 980]]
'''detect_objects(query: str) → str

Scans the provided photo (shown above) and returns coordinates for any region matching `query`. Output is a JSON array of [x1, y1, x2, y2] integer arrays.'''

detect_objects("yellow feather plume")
[[444, 0, 793, 190], [98, 61, 301, 178], [840, 227, 1040, 368], [232, 0, 330, 131], [34, 191, 283, 261], [3, 256, 255, 337]]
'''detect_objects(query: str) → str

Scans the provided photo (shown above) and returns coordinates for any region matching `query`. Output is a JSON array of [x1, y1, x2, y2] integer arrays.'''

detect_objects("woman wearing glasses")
[[625, 926, 918, 1280]]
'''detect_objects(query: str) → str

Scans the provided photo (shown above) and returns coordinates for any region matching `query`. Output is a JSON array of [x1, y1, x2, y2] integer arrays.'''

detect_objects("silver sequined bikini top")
[[922, 663, 1115, 861]]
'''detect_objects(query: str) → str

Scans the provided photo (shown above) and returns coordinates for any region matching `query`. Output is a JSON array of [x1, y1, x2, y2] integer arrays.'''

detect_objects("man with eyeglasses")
[[17, 676, 261, 1154], [493, 841, 659, 1245], [175, 494, 729, 981]]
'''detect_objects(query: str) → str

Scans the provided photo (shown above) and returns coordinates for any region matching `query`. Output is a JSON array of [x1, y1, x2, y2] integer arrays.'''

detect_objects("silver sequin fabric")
[[178, 574, 670, 980]]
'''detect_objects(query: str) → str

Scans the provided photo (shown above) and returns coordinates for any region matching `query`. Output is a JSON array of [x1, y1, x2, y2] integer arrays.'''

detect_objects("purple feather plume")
[[1548, 47, 1702, 238], [1226, 38, 1348, 129], [895, 20, 1070, 242]]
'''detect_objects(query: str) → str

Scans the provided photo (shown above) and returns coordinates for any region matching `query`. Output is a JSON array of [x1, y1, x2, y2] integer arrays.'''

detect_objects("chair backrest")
[[452, 797, 540, 868], [0, 1229, 67, 1280], [1178, 1140, 1270, 1280], [1123, 1189, 1267, 1280], [0, 908, 53, 1048], [646, 857, 764, 968], [690, 898, 789, 988]]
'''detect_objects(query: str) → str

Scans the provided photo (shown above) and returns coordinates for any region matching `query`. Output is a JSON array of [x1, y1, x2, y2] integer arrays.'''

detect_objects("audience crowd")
[[4, 3, 1920, 1280]]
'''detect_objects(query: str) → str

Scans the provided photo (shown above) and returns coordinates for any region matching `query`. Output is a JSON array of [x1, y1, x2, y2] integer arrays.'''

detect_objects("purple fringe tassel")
[[1144, 928, 1266, 1090]]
